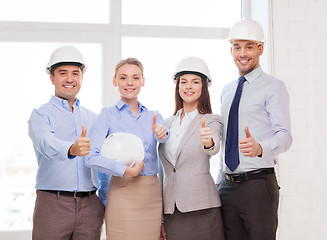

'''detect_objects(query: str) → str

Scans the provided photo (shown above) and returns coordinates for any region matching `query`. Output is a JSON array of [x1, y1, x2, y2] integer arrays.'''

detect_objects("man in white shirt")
[[217, 18, 292, 240]]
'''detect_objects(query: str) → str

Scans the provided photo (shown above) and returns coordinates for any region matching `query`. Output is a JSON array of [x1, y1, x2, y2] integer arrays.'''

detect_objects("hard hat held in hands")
[[229, 18, 265, 45], [101, 132, 145, 166]]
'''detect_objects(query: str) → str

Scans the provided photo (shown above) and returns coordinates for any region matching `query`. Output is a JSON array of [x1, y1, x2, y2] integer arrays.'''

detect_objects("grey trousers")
[[164, 206, 225, 240], [32, 190, 105, 240], [218, 173, 279, 240]]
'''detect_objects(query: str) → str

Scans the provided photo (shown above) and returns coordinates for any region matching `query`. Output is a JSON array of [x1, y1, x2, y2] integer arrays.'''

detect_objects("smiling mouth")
[[239, 59, 250, 65], [184, 91, 195, 96], [125, 88, 136, 92], [63, 85, 75, 89]]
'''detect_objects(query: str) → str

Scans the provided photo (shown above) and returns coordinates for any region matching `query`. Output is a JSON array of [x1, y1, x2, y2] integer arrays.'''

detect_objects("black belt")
[[225, 168, 274, 183], [41, 189, 96, 198]]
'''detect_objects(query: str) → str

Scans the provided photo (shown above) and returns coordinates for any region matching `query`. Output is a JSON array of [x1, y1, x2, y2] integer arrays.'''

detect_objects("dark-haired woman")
[[159, 57, 225, 240]]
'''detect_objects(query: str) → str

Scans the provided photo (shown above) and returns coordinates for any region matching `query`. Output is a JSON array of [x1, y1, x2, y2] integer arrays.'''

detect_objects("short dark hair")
[[50, 62, 84, 76]]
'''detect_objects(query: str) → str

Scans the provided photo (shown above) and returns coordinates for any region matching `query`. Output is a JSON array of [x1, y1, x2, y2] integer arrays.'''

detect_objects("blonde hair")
[[114, 57, 144, 77]]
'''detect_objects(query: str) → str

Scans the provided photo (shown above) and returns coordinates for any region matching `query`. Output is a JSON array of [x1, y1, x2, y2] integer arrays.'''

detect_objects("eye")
[[120, 77, 126, 80], [194, 81, 200, 84], [134, 77, 139, 80]]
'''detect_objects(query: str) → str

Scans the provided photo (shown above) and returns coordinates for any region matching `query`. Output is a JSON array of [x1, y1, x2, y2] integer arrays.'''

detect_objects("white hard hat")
[[229, 18, 265, 45], [101, 132, 144, 166], [173, 56, 212, 86], [46, 45, 87, 74]]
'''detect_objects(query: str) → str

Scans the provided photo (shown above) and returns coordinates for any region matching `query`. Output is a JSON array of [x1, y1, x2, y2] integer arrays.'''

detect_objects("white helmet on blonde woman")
[[173, 56, 212, 86], [229, 18, 265, 45]]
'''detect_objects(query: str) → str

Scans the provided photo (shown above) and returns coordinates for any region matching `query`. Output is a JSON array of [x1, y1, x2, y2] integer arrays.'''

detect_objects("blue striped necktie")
[[225, 76, 246, 172]]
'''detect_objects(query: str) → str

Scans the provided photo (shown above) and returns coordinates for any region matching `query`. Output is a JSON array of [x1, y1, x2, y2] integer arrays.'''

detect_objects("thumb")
[[201, 117, 206, 128], [81, 125, 87, 137], [152, 114, 157, 128], [244, 126, 251, 138]]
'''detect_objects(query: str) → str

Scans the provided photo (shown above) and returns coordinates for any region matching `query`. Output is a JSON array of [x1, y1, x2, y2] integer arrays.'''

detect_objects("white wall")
[[271, 0, 327, 239]]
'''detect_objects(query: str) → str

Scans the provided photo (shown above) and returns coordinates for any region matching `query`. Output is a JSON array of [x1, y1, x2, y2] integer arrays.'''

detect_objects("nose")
[[66, 74, 74, 83], [127, 77, 133, 86], [186, 82, 192, 89], [239, 47, 247, 57]]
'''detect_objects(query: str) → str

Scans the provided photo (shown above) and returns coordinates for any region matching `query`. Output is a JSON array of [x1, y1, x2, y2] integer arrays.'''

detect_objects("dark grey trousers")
[[164, 206, 225, 240], [218, 173, 279, 240], [32, 190, 105, 240]]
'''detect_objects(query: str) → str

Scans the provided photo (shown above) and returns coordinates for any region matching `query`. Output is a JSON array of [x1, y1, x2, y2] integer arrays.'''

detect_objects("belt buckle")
[[231, 174, 242, 183]]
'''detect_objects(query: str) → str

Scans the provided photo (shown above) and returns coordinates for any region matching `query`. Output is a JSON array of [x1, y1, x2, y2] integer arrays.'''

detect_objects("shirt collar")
[[50, 95, 80, 111], [176, 108, 198, 121], [115, 99, 148, 112], [243, 66, 263, 84]]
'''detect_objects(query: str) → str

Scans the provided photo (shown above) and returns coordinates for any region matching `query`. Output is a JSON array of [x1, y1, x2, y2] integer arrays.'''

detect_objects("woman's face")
[[178, 74, 202, 107], [113, 64, 144, 103]]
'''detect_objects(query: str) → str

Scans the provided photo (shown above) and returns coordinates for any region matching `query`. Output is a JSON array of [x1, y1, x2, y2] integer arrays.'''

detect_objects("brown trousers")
[[218, 173, 279, 240], [32, 190, 105, 240]]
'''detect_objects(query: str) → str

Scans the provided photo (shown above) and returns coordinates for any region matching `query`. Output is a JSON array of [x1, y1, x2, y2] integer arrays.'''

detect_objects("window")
[[0, 0, 243, 238], [0, 0, 110, 23]]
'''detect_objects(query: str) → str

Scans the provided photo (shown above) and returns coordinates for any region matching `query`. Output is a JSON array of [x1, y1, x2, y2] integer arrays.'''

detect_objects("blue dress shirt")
[[28, 96, 98, 191], [216, 66, 293, 183], [86, 99, 169, 178]]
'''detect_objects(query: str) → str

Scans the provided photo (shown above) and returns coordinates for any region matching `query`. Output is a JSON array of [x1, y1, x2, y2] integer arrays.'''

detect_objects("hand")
[[239, 126, 263, 157], [160, 222, 167, 240], [200, 117, 214, 149], [123, 160, 145, 178], [69, 125, 91, 157], [152, 114, 167, 141]]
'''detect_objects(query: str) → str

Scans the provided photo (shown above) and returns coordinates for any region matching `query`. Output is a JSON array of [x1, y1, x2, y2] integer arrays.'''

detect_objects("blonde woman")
[[86, 58, 169, 239]]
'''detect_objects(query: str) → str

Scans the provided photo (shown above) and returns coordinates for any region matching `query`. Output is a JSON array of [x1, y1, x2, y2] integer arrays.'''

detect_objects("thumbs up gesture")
[[239, 126, 263, 157], [69, 125, 91, 157], [152, 114, 167, 141], [200, 117, 214, 149]]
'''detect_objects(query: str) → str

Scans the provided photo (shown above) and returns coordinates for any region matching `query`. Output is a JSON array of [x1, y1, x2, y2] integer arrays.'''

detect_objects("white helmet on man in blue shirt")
[[46, 45, 87, 74]]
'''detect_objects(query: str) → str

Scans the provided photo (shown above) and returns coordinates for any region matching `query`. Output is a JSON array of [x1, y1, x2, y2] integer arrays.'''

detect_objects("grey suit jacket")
[[158, 113, 223, 214]]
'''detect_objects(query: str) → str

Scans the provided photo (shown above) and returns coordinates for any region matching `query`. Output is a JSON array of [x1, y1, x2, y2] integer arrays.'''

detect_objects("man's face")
[[50, 65, 83, 103], [231, 40, 263, 76]]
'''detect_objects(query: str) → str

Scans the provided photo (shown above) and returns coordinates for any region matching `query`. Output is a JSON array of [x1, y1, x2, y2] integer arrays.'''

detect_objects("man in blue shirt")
[[28, 45, 104, 240], [217, 18, 293, 240]]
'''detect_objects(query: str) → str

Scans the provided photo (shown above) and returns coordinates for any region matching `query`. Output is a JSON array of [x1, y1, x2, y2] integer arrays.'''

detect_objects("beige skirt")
[[105, 175, 162, 240]]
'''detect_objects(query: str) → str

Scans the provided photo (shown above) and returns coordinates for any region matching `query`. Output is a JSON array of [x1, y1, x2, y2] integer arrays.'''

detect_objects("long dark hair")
[[173, 74, 212, 115]]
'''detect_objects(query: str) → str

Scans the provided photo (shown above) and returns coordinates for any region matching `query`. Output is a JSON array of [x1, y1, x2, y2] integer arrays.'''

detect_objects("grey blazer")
[[158, 113, 223, 214]]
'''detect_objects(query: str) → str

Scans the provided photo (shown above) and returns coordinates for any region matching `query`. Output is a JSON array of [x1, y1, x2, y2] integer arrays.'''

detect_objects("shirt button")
[[173, 169, 176, 172]]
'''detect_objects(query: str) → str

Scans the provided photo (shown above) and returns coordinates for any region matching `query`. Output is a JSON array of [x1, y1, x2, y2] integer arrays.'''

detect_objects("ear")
[[258, 45, 264, 56], [141, 77, 145, 87], [113, 77, 117, 87], [50, 74, 55, 85]]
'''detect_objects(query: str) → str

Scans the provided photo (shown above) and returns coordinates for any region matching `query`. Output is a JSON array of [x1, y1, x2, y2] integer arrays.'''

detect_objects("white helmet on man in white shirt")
[[46, 45, 87, 74], [173, 56, 212, 86], [229, 18, 265, 45]]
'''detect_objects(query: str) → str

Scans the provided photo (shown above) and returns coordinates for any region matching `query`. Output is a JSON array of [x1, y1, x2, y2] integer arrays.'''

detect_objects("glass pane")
[[0, 0, 109, 23], [0, 42, 101, 231], [122, 37, 238, 179], [123, 0, 241, 27]]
